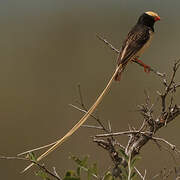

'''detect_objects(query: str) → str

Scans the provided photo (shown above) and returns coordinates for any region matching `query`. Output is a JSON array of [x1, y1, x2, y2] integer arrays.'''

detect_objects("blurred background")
[[0, 0, 180, 179]]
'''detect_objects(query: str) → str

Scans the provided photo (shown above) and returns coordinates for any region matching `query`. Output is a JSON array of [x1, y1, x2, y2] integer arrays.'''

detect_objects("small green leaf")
[[70, 155, 88, 168], [120, 165, 128, 179], [118, 149, 128, 160], [103, 171, 114, 180], [87, 171, 92, 180], [64, 170, 76, 177], [63, 177, 80, 180], [131, 156, 141, 168], [63, 170, 80, 180], [76, 167, 81, 176], [35, 170, 50, 180], [81, 156, 88, 167], [91, 163, 98, 175], [69, 155, 98, 179], [131, 171, 137, 179], [27, 152, 37, 161]]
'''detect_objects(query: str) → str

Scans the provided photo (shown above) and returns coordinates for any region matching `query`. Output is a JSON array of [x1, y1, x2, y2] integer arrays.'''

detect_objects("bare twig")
[[81, 124, 104, 130], [95, 130, 147, 138], [69, 103, 109, 133], [108, 121, 112, 132], [143, 169, 147, 180], [96, 34, 119, 54], [151, 136, 180, 153], [158, 60, 180, 114], [77, 84, 87, 111], [134, 167, 144, 179], [127, 154, 132, 180], [0, 156, 61, 180], [18, 141, 57, 156], [96, 34, 165, 78], [53, 167, 62, 180]]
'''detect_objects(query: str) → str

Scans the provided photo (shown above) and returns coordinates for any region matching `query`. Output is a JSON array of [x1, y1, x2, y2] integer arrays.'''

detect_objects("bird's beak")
[[155, 16, 160, 21]]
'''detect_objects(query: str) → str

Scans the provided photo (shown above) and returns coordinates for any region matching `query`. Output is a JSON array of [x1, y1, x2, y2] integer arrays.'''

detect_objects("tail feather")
[[114, 64, 124, 81], [114, 70, 122, 81], [21, 65, 123, 173]]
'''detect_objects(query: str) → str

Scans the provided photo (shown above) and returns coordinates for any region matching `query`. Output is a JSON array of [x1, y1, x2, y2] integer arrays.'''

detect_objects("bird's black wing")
[[117, 25, 151, 66]]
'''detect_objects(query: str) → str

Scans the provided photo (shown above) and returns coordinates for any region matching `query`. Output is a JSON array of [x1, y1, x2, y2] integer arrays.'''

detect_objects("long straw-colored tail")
[[22, 65, 122, 173]]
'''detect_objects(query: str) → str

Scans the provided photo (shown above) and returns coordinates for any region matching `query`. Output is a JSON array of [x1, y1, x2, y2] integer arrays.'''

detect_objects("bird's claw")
[[143, 65, 151, 73], [134, 58, 151, 73]]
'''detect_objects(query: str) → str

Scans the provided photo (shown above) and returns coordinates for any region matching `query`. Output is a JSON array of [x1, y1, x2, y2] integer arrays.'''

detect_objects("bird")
[[20, 11, 160, 172], [114, 11, 160, 81]]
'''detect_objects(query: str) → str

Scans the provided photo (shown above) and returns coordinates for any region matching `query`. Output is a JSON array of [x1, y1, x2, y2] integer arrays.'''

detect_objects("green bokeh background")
[[0, 0, 180, 179]]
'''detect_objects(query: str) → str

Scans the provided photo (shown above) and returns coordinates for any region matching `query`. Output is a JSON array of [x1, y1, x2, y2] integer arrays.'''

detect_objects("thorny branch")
[[92, 59, 180, 178], [0, 156, 61, 180]]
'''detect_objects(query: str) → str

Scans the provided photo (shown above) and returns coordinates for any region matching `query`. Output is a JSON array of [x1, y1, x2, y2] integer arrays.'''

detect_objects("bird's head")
[[137, 11, 160, 30], [145, 11, 160, 21]]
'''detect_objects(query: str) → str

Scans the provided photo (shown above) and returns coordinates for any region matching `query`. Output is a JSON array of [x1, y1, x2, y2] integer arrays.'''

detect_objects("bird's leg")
[[134, 58, 151, 73]]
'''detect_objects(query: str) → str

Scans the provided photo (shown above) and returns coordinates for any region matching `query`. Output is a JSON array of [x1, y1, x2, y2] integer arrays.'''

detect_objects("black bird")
[[115, 11, 160, 81]]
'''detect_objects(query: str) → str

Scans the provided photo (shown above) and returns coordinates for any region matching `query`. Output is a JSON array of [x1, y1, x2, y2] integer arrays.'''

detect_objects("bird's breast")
[[136, 30, 154, 57]]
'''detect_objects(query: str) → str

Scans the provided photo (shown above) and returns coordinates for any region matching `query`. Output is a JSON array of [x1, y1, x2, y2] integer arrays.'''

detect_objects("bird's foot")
[[143, 64, 151, 73], [134, 58, 151, 73]]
